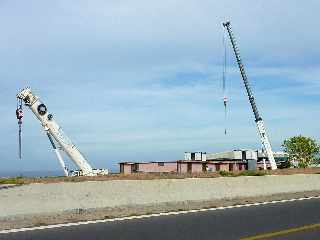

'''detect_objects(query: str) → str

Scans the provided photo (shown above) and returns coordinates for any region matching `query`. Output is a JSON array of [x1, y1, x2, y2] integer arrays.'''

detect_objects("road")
[[1, 197, 320, 240]]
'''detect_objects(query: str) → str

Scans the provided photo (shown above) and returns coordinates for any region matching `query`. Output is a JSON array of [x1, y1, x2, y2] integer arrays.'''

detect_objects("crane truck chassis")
[[17, 87, 108, 177]]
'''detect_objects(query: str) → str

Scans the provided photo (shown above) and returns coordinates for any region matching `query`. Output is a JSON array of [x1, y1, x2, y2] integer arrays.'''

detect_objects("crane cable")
[[222, 33, 228, 135], [16, 98, 23, 159]]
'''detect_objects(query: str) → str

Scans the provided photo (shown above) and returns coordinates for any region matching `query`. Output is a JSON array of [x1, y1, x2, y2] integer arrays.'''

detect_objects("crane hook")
[[222, 33, 228, 135]]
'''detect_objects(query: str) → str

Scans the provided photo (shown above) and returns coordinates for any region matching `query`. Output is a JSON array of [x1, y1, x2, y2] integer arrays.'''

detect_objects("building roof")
[[119, 161, 181, 165], [119, 159, 246, 165]]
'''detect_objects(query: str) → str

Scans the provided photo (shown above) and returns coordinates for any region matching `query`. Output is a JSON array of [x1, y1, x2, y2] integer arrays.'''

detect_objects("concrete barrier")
[[1, 174, 320, 218]]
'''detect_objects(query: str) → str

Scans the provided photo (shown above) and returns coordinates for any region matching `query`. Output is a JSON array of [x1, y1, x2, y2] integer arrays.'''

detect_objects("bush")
[[219, 170, 234, 177], [277, 160, 291, 169], [238, 170, 267, 177], [0, 177, 25, 185], [218, 170, 267, 177]]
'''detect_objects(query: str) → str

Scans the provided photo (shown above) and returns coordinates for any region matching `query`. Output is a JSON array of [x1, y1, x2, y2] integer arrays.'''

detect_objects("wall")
[[219, 163, 229, 171], [177, 163, 188, 173], [191, 163, 203, 173], [120, 164, 132, 174], [1, 174, 320, 218], [121, 162, 247, 174], [138, 162, 177, 173], [177, 162, 203, 173], [206, 163, 217, 172], [207, 151, 239, 160]]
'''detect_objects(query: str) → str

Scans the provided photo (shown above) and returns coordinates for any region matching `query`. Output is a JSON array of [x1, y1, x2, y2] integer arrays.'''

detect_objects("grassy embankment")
[[1, 168, 320, 185]]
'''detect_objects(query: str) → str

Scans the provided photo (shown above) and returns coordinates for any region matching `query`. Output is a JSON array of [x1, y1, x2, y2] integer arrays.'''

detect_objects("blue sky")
[[0, 0, 319, 173]]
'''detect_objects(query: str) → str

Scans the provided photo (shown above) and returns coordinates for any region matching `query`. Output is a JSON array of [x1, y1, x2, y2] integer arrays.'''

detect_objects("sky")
[[0, 0, 319, 174]]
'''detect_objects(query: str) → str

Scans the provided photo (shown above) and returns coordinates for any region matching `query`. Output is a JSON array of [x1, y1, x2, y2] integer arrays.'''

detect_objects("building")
[[119, 150, 255, 174], [119, 160, 247, 174], [184, 152, 206, 161], [207, 149, 258, 170], [206, 150, 258, 161], [119, 150, 289, 174], [119, 161, 178, 174]]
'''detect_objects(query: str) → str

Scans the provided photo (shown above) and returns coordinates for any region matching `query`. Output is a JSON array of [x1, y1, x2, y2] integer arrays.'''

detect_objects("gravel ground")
[[1, 191, 319, 231], [1, 170, 320, 231]]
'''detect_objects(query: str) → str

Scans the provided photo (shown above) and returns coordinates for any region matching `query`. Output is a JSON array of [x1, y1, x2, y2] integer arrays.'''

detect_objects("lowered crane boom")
[[17, 87, 107, 176], [222, 21, 277, 170]]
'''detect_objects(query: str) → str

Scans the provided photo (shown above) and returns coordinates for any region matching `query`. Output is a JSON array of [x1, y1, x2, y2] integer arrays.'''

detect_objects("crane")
[[16, 87, 108, 176], [222, 21, 277, 170]]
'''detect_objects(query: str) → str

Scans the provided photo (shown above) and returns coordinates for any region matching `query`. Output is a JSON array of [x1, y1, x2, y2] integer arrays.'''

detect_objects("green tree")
[[282, 135, 320, 168]]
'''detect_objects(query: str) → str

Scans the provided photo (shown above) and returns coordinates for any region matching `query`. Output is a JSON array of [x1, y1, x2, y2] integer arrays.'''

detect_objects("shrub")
[[219, 170, 234, 177], [238, 170, 267, 177], [0, 177, 25, 185]]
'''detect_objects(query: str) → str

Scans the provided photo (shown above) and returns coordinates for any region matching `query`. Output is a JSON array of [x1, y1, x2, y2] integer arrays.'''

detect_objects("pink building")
[[177, 161, 246, 173], [119, 160, 247, 174], [119, 161, 178, 174]]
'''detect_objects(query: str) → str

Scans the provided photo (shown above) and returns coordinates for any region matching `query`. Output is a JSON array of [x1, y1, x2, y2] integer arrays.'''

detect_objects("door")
[[202, 163, 207, 172], [229, 163, 233, 171], [187, 163, 192, 173], [216, 164, 220, 171]]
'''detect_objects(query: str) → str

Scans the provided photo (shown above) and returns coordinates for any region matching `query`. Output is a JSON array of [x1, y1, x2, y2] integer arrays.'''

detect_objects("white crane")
[[222, 21, 277, 170], [17, 87, 108, 176]]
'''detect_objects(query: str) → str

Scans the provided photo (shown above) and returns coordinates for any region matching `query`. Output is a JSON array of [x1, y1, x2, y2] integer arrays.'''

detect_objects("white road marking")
[[1, 196, 320, 234]]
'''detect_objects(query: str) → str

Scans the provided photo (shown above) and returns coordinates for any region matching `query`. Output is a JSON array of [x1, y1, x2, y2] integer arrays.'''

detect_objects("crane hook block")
[[16, 108, 23, 120]]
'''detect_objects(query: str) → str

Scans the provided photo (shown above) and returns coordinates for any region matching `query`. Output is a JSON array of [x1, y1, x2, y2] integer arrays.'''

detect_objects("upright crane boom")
[[16, 87, 102, 176], [222, 21, 277, 170]]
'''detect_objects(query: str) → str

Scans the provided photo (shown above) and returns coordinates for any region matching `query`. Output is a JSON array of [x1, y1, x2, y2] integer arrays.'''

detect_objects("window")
[[158, 162, 164, 166]]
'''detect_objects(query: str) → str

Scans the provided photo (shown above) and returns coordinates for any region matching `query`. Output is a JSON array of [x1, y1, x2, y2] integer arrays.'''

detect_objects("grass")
[[219, 170, 235, 177], [237, 170, 267, 176], [1, 168, 317, 185], [219, 170, 268, 177], [0, 177, 25, 185]]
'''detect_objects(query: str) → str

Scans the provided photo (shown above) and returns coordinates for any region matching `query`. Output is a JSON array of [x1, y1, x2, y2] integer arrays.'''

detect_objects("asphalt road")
[[1, 198, 320, 240]]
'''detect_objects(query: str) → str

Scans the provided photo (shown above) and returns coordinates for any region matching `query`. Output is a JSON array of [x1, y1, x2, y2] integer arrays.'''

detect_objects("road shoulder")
[[1, 190, 319, 231]]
